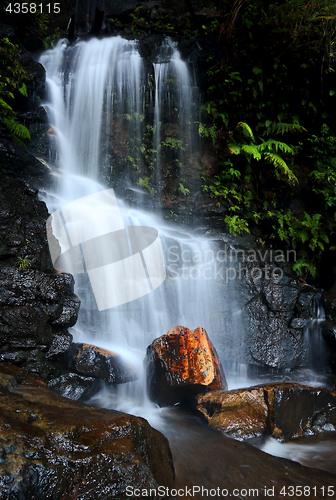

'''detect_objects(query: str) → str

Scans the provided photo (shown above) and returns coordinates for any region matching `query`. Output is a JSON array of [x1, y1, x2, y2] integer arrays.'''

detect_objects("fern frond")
[[242, 144, 261, 160], [274, 122, 307, 135], [0, 98, 13, 111], [264, 152, 298, 183], [259, 139, 294, 154], [237, 121, 254, 139]]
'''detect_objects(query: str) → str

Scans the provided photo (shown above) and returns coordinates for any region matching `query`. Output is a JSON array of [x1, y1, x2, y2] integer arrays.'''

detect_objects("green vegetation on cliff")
[[195, 0, 336, 283]]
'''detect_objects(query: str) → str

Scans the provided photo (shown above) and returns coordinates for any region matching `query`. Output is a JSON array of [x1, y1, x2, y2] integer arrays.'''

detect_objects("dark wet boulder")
[[47, 372, 100, 401], [0, 178, 80, 380], [324, 286, 336, 321], [193, 383, 336, 441], [0, 363, 175, 499], [146, 325, 227, 407], [67, 343, 137, 384], [0, 267, 80, 378]]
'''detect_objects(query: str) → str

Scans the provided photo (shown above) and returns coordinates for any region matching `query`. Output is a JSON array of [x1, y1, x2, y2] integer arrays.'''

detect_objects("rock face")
[[67, 343, 137, 384], [0, 177, 80, 379], [146, 325, 227, 406], [194, 383, 336, 441], [0, 363, 175, 499], [210, 235, 323, 371]]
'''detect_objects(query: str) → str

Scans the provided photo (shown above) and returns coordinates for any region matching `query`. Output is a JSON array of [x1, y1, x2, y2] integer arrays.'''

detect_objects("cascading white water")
[[303, 293, 327, 374], [39, 36, 246, 422], [152, 38, 195, 190]]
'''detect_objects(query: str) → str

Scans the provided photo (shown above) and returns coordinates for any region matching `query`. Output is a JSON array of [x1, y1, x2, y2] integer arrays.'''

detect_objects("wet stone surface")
[[193, 383, 336, 441], [146, 325, 227, 407], [0, 363, 175, 500]]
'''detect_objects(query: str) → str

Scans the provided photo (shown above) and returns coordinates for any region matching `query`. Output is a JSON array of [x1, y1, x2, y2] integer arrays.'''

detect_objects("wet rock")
[[47, 372, 100, 400], [51, 295, 81, 328], [67, 343, 137, 384], [194, 387, 268, 440], [222, 245, 320, 370], [0, 363, 175, 499], [322, 321, 336, 347], [0, 178, 80, 380], [193, 383, 336, 441], [46, 330, 73, 360], [267, 383, 336, 439], [146, 325, 227, 406], [324, 286, 336, 321], [0, 177, 53, 271]]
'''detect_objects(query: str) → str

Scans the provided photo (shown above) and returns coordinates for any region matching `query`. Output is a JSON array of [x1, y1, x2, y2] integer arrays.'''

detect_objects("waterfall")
[[303, 293, 327, 374], [39, 36, 246, 419]]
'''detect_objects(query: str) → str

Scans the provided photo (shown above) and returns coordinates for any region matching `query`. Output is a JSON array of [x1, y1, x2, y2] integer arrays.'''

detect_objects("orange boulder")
[[146, 325, 227, 406]]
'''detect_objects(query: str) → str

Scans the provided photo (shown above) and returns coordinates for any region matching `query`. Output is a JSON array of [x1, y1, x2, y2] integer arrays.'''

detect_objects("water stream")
[[39, 35, 333, 476], [40, 36, 246, 416]]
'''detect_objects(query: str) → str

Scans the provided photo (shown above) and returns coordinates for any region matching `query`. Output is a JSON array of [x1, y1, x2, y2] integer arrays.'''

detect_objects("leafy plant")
[[15, 256, 31, 270], [228, 122, 298, 184], [225, 215, 250, 235], [138, 176, 153, 194], [178, 183, 190, 196], [0, 37, 31, 143]]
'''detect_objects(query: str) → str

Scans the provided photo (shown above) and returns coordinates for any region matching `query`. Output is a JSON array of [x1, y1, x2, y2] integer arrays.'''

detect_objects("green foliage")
[[228, 122, 298, 184], [161, 138, 185, 151], [178, 183, 190, 196], [196, 0, 336, 282], [225, 215, 250, 235], [268, 210, 329, 252], [129, 6, 175, 33], [138, 176, 153, 194], [15, 256, 31, 270], [0, 37, 31, 143], [308, 125, 336, 209]]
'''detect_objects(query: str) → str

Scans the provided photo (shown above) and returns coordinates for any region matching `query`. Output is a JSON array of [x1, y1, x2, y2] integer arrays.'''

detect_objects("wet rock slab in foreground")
[[0, 363, 174, 499]]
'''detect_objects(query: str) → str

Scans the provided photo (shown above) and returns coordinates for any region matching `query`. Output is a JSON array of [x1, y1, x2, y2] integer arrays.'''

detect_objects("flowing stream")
[[39, 35, 333, 475]]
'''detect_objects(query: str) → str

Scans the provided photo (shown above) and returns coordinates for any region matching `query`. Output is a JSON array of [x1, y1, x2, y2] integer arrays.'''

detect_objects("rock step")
[[193, 383, 336, 441]]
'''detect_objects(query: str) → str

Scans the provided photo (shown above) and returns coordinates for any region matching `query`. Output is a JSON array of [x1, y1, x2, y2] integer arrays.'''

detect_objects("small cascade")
[[303, 293, 328, 373], [152, 38, 197, 195], [40, 37, 145, 193], [39, 36, 246, 420]]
